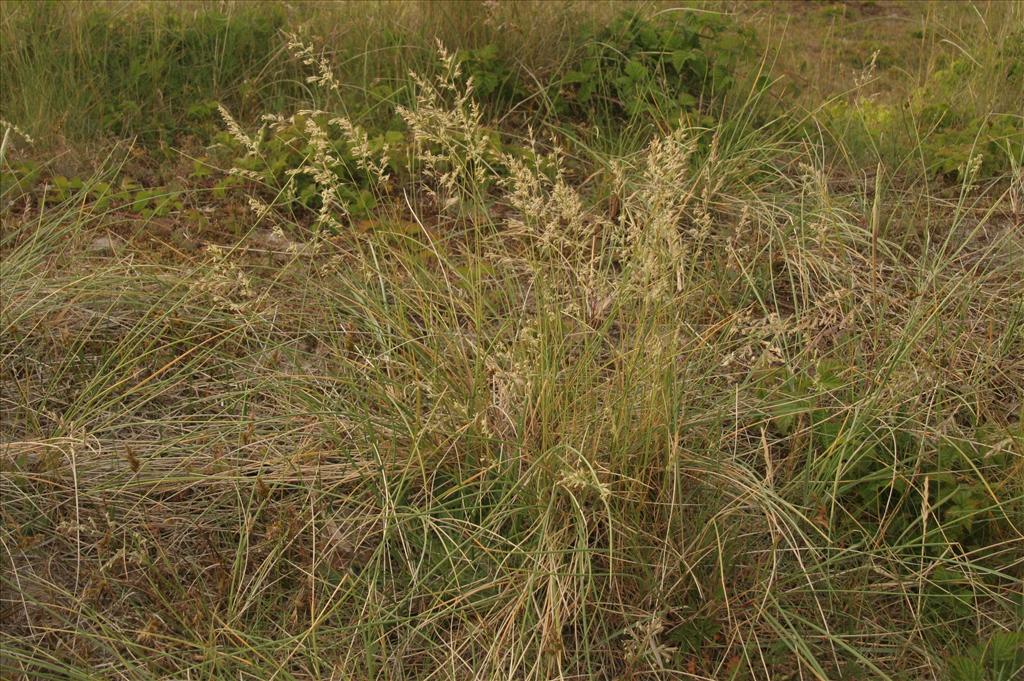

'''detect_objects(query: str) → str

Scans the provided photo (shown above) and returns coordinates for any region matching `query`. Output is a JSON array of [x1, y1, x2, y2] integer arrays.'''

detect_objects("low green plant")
[[209, 117, 403, 226], [948, 631, 1024, 681], [456, 44, 525, 107], [553, 11, 752, 123], [45, 175, 183, 218], [819, 33, 1024, 181], [0, 159, 40, 206]]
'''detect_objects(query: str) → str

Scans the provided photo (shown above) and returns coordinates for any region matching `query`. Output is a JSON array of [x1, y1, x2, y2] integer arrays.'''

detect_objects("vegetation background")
[[1, 1, 1022, 679]]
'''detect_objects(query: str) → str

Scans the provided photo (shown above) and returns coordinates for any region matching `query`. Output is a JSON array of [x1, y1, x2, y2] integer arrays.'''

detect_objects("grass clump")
[[2, 2, 1023, 680], [0, 1, 298, 144]]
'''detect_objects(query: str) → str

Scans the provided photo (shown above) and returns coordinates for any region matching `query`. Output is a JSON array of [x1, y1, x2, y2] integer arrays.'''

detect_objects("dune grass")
[[1, 2, 1022, 679]]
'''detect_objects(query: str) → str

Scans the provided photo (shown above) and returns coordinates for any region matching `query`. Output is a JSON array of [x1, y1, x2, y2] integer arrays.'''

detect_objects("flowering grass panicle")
[[194, 243, 256, 312], [330, 116, 391, 187], [216, 104, 262, 157], [397, 41, 497, 210], [286, 33, 341, 93], [619, 125, 699, 300], [500, 136, 588, 252]]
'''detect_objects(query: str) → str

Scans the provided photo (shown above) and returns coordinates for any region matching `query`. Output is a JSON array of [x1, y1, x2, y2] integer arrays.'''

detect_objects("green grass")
[[2, 2, 1023, 679]]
